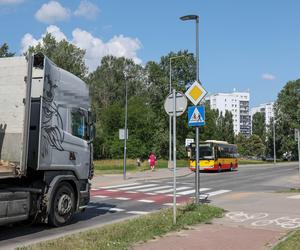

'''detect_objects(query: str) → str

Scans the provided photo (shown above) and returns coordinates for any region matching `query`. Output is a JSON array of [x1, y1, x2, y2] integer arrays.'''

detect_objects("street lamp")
[[180, 14, 200, 204], [168, 54, 190, 169], [123, 70, 129, 180], [273, 118, 276, 164]]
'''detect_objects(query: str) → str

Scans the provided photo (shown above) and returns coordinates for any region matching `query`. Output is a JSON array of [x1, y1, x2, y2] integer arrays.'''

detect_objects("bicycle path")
[[133, 190, 300, 249]]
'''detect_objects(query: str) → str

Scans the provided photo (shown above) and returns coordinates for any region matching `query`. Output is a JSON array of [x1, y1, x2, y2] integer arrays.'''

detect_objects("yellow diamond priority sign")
[[185, 80, 207, 105]]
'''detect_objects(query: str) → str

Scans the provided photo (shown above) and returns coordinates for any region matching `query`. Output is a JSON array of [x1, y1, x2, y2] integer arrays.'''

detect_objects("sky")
[[1, 0, 300, 107]]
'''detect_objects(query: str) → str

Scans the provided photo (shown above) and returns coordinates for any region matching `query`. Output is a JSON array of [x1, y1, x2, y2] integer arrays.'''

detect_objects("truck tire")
[[49, 182, 75, 227]]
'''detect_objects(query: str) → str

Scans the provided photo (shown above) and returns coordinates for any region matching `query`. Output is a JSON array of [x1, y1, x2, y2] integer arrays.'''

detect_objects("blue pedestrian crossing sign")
[[188, 106, 205, 127]]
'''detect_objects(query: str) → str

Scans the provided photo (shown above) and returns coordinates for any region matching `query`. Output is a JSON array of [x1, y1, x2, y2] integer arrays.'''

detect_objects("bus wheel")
[[49, 182, 75, 227], [218, 164, 222, 173], [230, 163, 233, 171]]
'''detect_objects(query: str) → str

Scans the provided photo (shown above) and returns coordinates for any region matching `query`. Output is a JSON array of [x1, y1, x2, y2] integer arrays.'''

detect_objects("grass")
[[276, 188, 300, 193], [20, 204, 224, 250], [273, 230, 300, 250], [93, 158, 285, 175], [238, 159, 269, 165], [94, 159, 188, 175]]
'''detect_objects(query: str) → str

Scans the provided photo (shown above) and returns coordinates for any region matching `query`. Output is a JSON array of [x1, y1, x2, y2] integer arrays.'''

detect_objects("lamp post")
[[169, 55, 190, 169], [123, 71, 129, 180], [273, 118, 276, 165], [180, 14, 200, 204]]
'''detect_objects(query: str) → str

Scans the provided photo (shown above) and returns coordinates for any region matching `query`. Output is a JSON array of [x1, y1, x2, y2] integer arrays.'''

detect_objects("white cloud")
[[0, 0, 24, 5], [45, 25, 67, 41], [35, 1, 70, 24], [74, 0, 100, 19], [262, 73, 275, 81], [21, 25, 66, 53], [21, 26, 142, 72], [21, 33, 38, 53]]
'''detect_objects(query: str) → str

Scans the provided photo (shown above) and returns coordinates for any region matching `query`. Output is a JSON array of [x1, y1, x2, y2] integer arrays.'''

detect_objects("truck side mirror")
[[88, 110, 96, 125]]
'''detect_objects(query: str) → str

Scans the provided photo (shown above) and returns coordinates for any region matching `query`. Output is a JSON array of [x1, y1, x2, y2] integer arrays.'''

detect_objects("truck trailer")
[[0, 54, 94, 227]]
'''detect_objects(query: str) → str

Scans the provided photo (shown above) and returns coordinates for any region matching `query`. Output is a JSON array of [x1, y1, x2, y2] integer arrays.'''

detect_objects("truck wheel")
[[49, 182, 75, 227]]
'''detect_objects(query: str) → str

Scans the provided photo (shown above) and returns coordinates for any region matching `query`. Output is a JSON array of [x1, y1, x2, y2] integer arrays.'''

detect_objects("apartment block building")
[[251, 102, 275, 127], [208, 91, 251, 137]]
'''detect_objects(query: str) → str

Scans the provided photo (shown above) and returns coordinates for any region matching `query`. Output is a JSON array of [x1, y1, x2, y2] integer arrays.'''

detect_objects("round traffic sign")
[[164, 91, 187, 117]]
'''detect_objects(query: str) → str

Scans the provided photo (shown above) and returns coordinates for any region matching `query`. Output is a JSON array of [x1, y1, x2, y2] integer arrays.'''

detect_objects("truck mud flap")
[[0, 191, 30, 225]]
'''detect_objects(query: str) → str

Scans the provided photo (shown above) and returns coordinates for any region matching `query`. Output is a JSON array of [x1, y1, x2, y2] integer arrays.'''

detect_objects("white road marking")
[[91, 188, 100, 191], [156, 186, 190, 194], [287, 194, 300, 199], [86, 205, 97, 209], [97, 207, 125, 212], [126, 191, 138, 194], [138, 199, 155, 203], [177, 188, 210, 195], [115, 197, 131, 200], [163, 203, 180, 206], [107, 189, 119, 192], [138, 185, 171, 192], [94, 195, 108, 198], [205, 190, 231, 197], [145, 193, 156, 195], [127, 211, 150, 215], [119, 184, 157, 191], [101, 183, 140, 189]]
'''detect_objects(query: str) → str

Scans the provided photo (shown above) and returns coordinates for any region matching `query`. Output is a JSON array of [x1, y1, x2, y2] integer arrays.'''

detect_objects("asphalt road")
[[0, 162, 299, 249]]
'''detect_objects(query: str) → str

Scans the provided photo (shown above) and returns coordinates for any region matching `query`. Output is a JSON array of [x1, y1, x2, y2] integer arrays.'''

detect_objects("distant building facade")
[[251, 102, 274, 128], [207, 91, 251, 137]]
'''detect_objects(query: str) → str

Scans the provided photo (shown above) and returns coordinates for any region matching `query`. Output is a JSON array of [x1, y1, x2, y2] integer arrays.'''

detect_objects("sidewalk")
[[133, 223, 284, 250]]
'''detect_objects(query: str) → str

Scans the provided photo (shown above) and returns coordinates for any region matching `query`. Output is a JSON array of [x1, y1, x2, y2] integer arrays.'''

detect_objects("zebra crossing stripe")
[[97, 207, 125, 212], [127, 211, 150, 215], [94, 195, 108, 198], [205, 190, 231, 196], [119, 184, 157, 191], [100, 183, 140, 189], [177, 188, 211, 195], [115, 197, 131, 200], [156, 186, 190, 194], [163, 203, 180, 206], [287, 194, 300, 199], [138, 185, 171, 192], [138, 199, 155, 203]]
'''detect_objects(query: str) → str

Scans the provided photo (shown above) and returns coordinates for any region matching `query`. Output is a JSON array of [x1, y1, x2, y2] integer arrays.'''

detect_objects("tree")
[[26, 34, 87, 79], [0, 43, 15, 57], [235, 133, 265, 157], [274, 79, 300, 159], [252, 112, 266, 141], [88, 56, 147, 159]]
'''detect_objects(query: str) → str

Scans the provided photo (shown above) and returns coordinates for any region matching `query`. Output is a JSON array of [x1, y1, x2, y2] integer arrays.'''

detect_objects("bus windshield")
[[200, 144, 214, 159], [190, 143, 214, 160]]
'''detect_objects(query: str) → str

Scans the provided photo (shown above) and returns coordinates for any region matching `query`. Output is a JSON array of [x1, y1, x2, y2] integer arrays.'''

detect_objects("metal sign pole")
[[195, 127, 199, 204], [195, 16, 200, 204], [173, 89, 177, 224], [298, 130, 300, 177]]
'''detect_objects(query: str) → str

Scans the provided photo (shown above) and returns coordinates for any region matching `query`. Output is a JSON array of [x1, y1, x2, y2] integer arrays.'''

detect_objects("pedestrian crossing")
[[91, 182, 231, 202]]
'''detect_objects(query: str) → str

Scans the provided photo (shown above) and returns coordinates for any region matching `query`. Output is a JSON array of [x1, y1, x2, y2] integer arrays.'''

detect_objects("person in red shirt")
[[148, 152, 156, 171]]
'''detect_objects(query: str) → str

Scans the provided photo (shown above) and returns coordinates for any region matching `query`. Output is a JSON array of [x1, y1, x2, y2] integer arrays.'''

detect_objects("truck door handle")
[[69, 152, 76, 160]]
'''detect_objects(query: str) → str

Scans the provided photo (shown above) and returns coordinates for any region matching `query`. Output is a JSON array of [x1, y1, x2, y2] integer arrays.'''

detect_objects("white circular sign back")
[[164, 92, 188, 117]]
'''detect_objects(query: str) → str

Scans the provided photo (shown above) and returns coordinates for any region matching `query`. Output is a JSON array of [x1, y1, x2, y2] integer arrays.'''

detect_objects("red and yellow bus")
[[187, 140, 238, 172]]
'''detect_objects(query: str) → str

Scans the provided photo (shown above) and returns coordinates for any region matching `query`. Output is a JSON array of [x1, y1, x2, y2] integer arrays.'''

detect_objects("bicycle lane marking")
[[225, 211, 300, 229]]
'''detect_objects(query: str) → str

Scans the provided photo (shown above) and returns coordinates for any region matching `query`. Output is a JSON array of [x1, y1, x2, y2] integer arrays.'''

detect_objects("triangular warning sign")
[[189, 107, 204, 123]]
